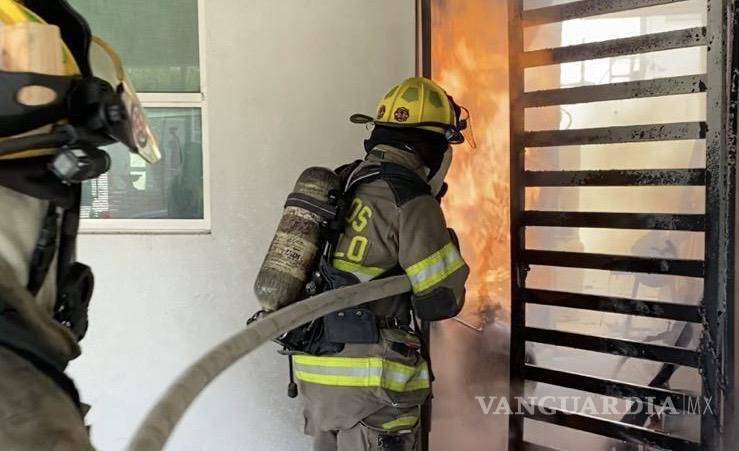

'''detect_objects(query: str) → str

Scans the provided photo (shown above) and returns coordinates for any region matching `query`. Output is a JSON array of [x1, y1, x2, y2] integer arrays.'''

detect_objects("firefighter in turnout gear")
[[294, 78, 470, 451], [0, 1, 160, 449]]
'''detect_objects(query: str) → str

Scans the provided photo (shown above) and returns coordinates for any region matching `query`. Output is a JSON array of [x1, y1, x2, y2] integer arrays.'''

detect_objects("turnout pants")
[[0, 347, 93, 451], [308, 407, 418, 451], [299, 328, 429, 451], [312, 425, 417, 451]]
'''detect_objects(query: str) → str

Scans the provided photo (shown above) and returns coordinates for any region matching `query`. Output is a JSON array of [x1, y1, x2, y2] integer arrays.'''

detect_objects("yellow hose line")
[[127, 276, 411, 451]]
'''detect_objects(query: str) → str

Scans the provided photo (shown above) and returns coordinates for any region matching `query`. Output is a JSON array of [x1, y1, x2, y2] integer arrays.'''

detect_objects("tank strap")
[[284, 193, 338, 221]]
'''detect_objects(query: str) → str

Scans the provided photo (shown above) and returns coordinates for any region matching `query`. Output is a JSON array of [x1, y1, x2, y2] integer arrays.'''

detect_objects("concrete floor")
[[428, 304, 700, 450], [430, 316, 511, 450]]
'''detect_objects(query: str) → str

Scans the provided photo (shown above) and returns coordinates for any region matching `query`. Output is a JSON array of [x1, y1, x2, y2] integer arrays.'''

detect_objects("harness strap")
[[55, 185, 81, 316], [27, 202, 59, 296]]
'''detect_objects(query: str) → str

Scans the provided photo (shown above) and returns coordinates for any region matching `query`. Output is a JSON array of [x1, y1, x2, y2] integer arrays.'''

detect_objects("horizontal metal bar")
[[525, 365, 700, 411], [523, 211, 705, 231], [524, 250, 704, 277], [524, 288, 702, 322], [522, 27, 706, 67], [524, 122, 705, 147], [525, 406, 700, 451], [522, 74, 706, 107], [525, 327, 700, 367], [522, 0, 690, 27], [524, 169, 705, 186]]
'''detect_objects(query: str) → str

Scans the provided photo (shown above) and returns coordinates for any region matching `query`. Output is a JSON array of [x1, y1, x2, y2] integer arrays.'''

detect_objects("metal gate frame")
[[506, 0, 738, 450]]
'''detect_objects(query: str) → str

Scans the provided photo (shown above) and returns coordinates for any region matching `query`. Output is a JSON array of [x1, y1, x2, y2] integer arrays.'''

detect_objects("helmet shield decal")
[[89, 38, 161, 164]]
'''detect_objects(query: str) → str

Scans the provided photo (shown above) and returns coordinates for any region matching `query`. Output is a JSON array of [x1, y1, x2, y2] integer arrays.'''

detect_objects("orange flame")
[[431, 0, 512, 323], [431, 0, 560, 325]]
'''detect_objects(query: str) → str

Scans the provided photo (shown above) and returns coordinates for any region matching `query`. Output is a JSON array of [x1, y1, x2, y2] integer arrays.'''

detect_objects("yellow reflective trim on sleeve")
[[382, 416, 419, 431], [332, 259, 385, 280], [292, 355, 430, 393], [405, 242, 465, 293]]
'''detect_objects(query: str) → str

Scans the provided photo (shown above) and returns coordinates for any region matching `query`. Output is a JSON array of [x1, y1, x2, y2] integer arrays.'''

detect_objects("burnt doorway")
[[506, 0, 737, 450], [420, 0, 737, 449]]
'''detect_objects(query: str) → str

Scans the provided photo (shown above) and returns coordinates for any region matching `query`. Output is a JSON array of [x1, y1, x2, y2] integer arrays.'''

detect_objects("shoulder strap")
[[344, 162, 430, 203], [379, 163, 431, 206]]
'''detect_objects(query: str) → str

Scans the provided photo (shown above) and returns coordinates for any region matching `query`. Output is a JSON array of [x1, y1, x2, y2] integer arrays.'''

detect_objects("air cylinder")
[[254, 167, 340, 311]]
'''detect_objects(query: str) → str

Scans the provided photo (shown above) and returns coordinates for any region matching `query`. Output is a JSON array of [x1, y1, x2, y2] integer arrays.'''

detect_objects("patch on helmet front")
[[131, 104, 148, 148], [377, 105, 386, 119], [394, 107, 409, 122]]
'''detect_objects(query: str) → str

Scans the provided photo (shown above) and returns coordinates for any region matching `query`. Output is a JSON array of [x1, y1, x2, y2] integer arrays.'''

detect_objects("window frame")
[[80, 0, 211, 234]]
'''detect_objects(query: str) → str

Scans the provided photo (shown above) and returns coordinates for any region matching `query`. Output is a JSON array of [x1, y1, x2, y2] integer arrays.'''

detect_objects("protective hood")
[[0, 185, 58, 313], [428, 149, 452, 197]]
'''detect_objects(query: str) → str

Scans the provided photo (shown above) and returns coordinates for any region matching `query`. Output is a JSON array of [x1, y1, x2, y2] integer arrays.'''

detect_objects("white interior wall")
[[68, 2, 416, 449]]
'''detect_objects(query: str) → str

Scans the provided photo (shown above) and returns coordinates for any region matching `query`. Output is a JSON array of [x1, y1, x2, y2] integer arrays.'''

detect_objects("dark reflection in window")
[[81, 108, 204, 220]]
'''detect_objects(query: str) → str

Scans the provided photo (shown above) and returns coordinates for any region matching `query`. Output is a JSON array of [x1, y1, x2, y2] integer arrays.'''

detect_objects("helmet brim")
[[349, 113, 455, 131], [349, 113, 466, 144], [349, 113, 375, 124]]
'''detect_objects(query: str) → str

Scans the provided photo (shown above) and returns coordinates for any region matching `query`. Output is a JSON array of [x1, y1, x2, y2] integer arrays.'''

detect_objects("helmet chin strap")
[[428, 148, 452, 197]]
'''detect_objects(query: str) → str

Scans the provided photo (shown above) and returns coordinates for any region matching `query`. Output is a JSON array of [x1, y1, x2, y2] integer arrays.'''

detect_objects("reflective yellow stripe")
[[332, 259, 385, 279], [293, 355, 418, 376], [294, 372, 429, 392], [382, 416, 419, 431], [406, 242, 465, 293], [293, 355, 430, 392]]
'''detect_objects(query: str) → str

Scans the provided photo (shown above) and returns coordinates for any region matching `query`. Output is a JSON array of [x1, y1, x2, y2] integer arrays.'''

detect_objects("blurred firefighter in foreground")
[[0, 0, 160, 449], [254, 77, 471, 451]]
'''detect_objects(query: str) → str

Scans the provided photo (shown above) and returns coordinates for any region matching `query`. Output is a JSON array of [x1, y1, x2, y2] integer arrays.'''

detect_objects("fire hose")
[[126, 275, 411, 451]]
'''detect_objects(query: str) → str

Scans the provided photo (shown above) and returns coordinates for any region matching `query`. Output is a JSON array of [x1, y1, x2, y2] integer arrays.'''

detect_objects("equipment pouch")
[[324, 307, 379, 344], [54, 262, 94, 341]]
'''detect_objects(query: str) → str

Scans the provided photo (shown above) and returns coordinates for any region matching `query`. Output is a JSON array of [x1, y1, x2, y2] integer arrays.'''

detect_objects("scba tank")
[[254, 167, 341, 311]]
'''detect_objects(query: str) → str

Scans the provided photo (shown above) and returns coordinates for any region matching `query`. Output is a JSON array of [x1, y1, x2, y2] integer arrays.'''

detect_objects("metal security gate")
[[508, 0, 737, 450]]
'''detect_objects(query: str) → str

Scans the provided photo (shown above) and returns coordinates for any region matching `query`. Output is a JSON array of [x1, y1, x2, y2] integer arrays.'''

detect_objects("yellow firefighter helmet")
[[351, 77, 475, 147], [0, 0, 161, 172]]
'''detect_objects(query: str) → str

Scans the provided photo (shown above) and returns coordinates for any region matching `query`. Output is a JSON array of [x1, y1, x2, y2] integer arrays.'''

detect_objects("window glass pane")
[[81, 108, 204, 219], [69, 0, 200, 92]]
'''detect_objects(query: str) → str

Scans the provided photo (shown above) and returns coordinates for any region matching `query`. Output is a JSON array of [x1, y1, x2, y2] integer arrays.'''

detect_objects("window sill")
[[79, 218, 211, 235]]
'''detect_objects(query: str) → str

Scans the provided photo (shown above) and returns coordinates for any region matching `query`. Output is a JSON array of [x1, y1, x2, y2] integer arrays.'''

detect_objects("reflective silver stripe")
[[293, 363, 383, 378], [293, 363, 425, 384], [292, 357, 430, 391], [407, 245, 463, 293]]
